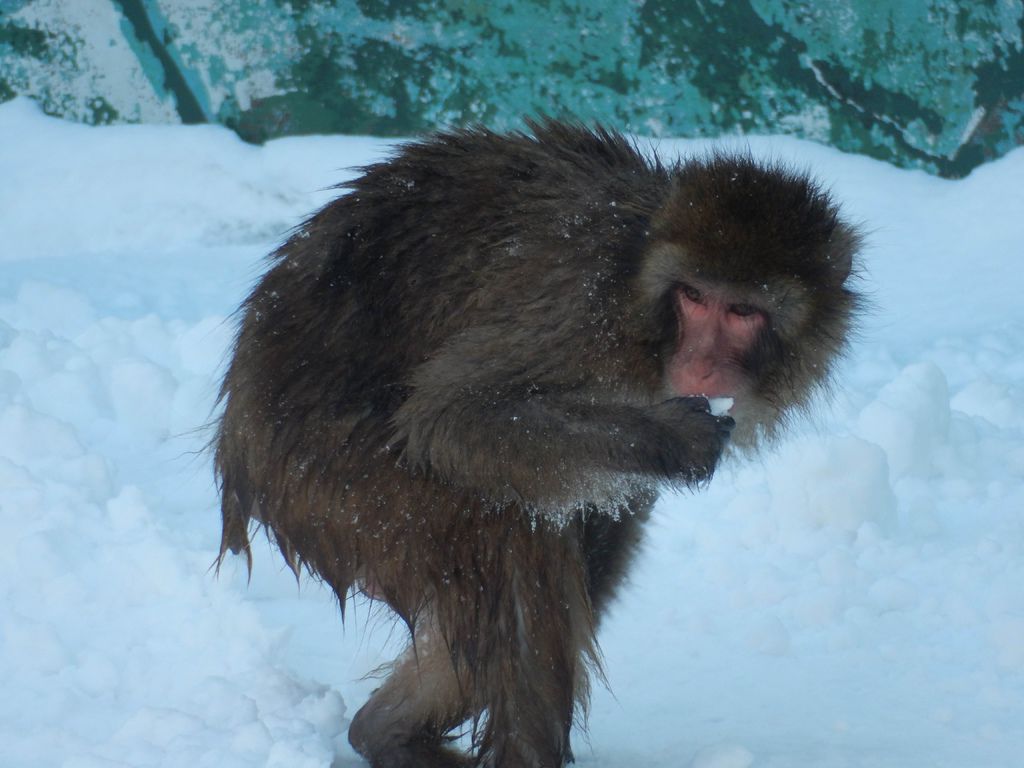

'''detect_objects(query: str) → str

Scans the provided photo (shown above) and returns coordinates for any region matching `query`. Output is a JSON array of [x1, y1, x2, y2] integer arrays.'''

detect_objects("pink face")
[[666, 283, 766, 398]]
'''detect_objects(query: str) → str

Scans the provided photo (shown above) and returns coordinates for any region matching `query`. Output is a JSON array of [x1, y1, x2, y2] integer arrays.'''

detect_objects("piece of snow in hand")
[[708, 396, 734, 416]]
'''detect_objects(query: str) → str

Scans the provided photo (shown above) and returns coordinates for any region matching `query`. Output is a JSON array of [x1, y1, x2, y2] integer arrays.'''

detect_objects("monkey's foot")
[[358, 737, 473, 768]]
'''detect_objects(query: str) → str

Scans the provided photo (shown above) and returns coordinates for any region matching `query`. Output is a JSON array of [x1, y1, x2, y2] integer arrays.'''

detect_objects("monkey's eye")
[[680, 284, 703, 303], [729, 303, 759, 317]]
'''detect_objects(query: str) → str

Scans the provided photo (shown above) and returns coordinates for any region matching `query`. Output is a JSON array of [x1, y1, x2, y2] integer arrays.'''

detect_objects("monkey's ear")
[[825, 222, 861, 285]]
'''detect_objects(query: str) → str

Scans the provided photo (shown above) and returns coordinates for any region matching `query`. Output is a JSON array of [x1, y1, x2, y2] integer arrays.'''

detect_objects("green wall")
[[2, 0, 1022, 177]]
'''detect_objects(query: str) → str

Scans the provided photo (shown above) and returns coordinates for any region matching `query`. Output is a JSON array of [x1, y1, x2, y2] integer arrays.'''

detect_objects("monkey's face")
[[634, 232, 856, 448], [634, 240, 797, 434], [666, 281, 766, 401]]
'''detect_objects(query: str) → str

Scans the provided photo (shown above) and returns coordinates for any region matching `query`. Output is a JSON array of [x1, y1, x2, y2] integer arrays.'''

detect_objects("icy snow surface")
[[1, 97, 1023, 767]]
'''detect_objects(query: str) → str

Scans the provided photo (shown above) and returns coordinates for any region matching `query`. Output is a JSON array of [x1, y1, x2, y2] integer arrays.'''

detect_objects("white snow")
[[2, 96, 1023, 767], [708, 396, 734, 417]]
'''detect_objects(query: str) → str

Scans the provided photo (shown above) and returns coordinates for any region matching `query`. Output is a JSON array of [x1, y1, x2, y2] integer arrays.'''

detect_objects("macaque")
[[214, 120, 861, 768]]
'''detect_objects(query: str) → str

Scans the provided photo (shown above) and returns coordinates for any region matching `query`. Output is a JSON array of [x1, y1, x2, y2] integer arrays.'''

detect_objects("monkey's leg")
[[349, 636, 472, 768], [460, 522, 594, 768]]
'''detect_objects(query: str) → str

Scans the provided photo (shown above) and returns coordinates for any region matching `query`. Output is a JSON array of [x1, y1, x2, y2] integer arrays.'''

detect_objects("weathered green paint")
[[113, 0, 206, 123], [1, 0, 1021, 177]]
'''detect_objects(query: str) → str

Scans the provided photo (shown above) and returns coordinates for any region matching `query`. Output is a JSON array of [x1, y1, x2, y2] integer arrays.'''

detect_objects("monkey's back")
[[321, 122, 667, 352]]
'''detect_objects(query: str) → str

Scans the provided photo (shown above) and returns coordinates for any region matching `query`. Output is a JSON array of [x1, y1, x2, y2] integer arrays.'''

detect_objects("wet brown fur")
[[214, 120, 861, 767]]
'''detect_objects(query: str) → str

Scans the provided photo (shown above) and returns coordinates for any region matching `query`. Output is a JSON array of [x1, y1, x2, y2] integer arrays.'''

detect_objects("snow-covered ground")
[[1, 97, 1022, 768]]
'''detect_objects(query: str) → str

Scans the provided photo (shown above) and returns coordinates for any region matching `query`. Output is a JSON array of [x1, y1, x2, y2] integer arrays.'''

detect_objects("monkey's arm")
[[390, 330, 732, 504]]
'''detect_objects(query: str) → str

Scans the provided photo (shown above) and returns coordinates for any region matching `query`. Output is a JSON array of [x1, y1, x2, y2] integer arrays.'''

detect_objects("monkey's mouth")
[[667, 368, 742, 403]]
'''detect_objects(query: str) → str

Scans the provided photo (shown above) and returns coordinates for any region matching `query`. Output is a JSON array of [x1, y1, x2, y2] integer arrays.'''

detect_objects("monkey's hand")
[[639, 396, 735, 487]]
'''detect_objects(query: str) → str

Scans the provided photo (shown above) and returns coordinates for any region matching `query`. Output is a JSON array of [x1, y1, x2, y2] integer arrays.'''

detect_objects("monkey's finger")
[[715, 415, 736, 442], [715, 415, 736, 431]]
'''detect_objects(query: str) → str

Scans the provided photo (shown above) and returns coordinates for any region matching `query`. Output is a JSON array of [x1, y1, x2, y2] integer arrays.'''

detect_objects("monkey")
[[213, 120, 861, 768]]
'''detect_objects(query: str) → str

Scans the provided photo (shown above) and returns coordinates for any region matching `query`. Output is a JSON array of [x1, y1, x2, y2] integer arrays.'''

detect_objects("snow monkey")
[[214, 120, 862, 768]]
